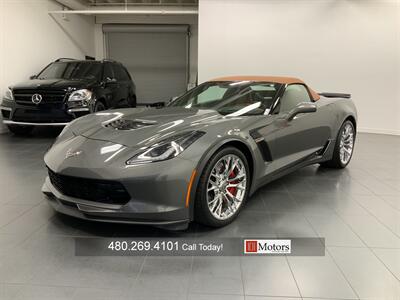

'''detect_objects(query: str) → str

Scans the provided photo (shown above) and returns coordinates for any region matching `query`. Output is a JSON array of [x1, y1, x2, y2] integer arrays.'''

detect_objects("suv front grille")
[[13, 89, 67, 106], [12, 108, 72, 123], [48, 168, 131, 205]]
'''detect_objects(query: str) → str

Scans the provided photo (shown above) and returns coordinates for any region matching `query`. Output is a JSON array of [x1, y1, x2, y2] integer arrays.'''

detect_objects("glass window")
[[37, 62, 103, 80], [197, 86, 228, 104], [279, 84, 311, 113], [112, 64, 130, 81], [103, 63, 114, 80], [169, 81, 281, 116]]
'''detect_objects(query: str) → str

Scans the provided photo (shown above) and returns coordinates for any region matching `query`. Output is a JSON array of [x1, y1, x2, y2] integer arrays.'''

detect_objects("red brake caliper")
[[227, 169, 238, 196]]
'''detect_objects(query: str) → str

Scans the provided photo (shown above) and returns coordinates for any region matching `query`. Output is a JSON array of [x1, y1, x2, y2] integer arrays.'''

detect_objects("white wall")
[[199, 0, 400, 135], [94, 14, 198, 87], [0, 0, 95, 133]]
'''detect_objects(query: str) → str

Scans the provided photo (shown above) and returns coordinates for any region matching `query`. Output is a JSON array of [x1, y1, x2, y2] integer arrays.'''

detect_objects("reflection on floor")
[[0, 129, 399, 300]]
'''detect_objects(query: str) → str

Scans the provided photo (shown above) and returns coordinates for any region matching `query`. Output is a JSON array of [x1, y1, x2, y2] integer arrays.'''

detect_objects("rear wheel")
[[320, 120, 355, 168], [128, 95, 137, 108], [195, 147, 250, 227], [7, 125, 34, 135]]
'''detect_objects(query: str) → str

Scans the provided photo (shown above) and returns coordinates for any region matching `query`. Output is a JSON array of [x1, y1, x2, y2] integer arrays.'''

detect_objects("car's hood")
[[11, 78, 95, 90], [70, 107, 225, 148]]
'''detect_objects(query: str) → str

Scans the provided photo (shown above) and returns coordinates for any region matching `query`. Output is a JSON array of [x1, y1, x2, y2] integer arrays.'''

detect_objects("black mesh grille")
[[48, 168, 130, 205], [13, 89, 66, 106], [13, 108, 73, 123]]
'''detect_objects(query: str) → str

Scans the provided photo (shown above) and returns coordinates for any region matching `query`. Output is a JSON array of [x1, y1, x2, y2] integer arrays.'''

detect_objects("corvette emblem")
[[65, 149, 82, 159], [31, 94, 42, 105]]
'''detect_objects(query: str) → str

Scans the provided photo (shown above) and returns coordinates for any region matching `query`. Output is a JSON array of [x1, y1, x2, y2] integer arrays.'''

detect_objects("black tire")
[[7, 125, 34, 135], [128, 95, 137, 108], [320, 120, 355, 169], [94, 101, 106, 112], [195, 147, 251, 227]]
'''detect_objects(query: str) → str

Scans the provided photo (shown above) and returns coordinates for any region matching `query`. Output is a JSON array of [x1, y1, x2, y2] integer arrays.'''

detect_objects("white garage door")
[[104, 24, 189, 104]]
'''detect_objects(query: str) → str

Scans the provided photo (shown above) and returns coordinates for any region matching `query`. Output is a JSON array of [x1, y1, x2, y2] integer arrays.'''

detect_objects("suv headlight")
[[68, 89, 92, 107], [126, 131, 205, 165], [4, 88, 14, 101]]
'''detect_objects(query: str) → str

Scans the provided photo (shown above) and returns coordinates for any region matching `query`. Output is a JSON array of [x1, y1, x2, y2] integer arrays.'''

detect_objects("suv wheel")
[[94, 101, 106, 112], [195, 147, 250, 227], [7, 125, 34, 135], [128, 95, 137, 108]]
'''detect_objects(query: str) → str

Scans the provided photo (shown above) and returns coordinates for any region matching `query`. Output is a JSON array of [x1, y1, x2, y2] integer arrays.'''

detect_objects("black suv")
[[1, 58, 136, 135]]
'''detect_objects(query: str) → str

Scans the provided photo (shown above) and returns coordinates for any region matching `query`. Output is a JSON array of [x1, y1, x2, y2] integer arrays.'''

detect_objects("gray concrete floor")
[[0, 130, 399, 300]]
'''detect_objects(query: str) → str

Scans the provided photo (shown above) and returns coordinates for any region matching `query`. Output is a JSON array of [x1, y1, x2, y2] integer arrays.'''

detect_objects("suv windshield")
[[169, 81, 281, 116], [37, 61, 103, 80]]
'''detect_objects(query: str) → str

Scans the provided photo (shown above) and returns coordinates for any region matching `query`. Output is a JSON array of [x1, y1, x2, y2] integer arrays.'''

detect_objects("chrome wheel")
[[339, 123, 354, 165], [206, 154, 247, 220]]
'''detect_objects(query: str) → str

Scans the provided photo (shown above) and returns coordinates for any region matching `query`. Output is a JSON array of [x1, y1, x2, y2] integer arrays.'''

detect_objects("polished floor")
[[0, 130, 399, 300]]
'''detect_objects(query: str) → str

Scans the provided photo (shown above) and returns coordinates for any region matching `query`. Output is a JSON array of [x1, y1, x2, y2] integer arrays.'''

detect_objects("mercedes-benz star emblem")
[[31, 94, 42, 105], [65, 149, 83, 159]]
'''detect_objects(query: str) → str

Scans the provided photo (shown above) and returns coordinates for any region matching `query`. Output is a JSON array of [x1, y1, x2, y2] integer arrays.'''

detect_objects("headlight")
[[126, 131, 205, 165], [4, 88, 14, 101], [68, 89, 92, 107]]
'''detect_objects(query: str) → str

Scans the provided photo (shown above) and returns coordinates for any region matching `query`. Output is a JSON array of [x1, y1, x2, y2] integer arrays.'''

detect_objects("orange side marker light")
[[185, 170, 197, 208]]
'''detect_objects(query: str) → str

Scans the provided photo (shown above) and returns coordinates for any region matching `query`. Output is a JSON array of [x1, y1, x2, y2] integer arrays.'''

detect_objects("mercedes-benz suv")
[[0, 58, 136, 135]]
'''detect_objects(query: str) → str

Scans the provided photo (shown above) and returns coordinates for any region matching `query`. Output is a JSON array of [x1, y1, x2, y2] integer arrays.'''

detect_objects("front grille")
[[13, 108, 73, 123], [13, 89, 67, 106], [48, 168, 131, 205]]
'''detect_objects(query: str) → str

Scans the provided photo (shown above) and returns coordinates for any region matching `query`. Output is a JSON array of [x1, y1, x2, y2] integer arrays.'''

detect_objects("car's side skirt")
[[252, 147, 332, 194]]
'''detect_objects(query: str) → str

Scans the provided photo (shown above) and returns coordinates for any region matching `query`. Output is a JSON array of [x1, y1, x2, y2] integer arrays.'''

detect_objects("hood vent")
[[103, 118, 157, 131]]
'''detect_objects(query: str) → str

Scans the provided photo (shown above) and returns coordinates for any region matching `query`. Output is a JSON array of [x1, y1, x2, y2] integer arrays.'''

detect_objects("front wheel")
[[320, 120, 355, 168], [94, 101, 106, 112], [7, 125, 34, 135], [195, 147, 250, 227]]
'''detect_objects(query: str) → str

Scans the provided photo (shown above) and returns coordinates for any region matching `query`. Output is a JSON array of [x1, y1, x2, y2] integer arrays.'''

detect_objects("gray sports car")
[[42, 76, 357, 229]]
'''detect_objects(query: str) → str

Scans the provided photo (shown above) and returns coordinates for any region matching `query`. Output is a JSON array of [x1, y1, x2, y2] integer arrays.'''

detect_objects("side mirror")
[[29, 75, 37, 80], [105, 77, 117, 84], [286, 102, 317, 121]]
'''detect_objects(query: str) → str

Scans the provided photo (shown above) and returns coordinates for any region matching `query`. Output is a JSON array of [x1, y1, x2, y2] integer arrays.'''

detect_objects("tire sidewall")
[[195, 147, 251, 227]]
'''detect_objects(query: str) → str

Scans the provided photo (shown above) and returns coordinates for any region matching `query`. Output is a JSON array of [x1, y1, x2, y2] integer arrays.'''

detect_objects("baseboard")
[[358, 127, 400, 136]]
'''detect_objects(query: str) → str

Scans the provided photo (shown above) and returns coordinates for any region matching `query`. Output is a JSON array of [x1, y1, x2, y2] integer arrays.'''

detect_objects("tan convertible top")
[[210, 75, 320, 101]]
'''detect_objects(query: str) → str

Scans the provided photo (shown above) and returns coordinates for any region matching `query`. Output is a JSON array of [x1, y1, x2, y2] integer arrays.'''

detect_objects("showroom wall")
[[198, 0, 400, 135], [0, 0, 95, 133]]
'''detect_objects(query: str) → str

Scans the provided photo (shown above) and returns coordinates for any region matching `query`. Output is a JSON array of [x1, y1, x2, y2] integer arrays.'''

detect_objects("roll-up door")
[[104, 24, 189, 104]]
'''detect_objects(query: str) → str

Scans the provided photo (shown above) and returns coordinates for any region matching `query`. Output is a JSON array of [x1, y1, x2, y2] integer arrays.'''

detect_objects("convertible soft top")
[[211, 75, 320, 101]]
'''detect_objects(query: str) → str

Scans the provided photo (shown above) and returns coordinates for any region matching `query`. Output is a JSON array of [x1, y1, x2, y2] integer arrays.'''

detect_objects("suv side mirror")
[[29, 75, 37, 80], [105, 77, 117, 84], [286, 102, 317, 121]]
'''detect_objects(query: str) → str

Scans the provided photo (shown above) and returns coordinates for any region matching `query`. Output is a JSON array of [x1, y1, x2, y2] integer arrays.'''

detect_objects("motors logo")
[[244, 239, 291, 254]]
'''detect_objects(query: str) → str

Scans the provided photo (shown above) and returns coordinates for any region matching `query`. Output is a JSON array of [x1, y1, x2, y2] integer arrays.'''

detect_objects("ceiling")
[[78, 0, 198, 6]]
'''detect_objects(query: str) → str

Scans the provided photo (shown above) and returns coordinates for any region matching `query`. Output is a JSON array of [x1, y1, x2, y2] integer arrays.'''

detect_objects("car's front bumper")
[[0, 99, 90, 126], [42, 152, 197, 230]]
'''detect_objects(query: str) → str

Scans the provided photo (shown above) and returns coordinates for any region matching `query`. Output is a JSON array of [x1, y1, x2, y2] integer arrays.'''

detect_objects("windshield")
[[169, 81, 282, 116], [37, 62, 103, 80]]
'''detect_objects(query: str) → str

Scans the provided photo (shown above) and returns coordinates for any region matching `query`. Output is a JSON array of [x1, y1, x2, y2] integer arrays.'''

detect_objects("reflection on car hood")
[[71, 107, 224, 148], [11, 78, 96, 90]]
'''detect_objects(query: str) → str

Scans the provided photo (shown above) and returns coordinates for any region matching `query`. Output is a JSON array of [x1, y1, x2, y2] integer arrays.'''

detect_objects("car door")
[[102, 62, 120, 108], [112, 63, 130, 107], [269, 84, 331, 169]]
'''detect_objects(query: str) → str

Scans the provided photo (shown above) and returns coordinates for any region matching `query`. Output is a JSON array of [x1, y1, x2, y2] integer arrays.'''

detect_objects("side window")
[[279, 84, 311, 113], [103, 63, 114, 80], [112, 64, 130, 81]]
